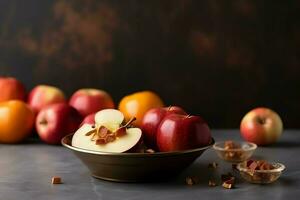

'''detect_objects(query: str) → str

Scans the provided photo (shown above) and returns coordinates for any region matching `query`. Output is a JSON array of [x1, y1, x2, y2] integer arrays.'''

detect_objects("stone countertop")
[[0, 130, 299, 200]]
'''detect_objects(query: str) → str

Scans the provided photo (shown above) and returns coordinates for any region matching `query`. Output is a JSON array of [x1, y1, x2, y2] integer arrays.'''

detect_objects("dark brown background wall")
[[0, 0, 299, 128]]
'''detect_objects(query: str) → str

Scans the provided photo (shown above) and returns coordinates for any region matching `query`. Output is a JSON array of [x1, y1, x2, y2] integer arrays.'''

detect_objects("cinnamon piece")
[[249, 162, 258, 175], [84, 118, 136, 145], [185, 176, 199, 185], [222, 182, 233, 189], [208, 180, 217, 187], [222, 176, 235, 189], [96, 138, 106, 145], [51, 176, 62, 184], [106, 134, 116, 143], [246, 160, 275, 175], [223, 140, 243, 161], [97, 126, 111, 138], [85, 129, 96, 136]]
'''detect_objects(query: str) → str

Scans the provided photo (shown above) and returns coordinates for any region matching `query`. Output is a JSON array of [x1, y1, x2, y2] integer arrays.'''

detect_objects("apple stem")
[[168, 105, 172, 111], [124, 117, 136, 128], [257, 118, 266, 125], [185, 114, 191, 118], [39, 119, 48, 125]]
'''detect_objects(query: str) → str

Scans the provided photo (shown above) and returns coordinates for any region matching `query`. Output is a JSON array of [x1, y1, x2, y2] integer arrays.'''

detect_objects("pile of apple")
[[0, 77, 114, 144], [0, 76, 284, 149], [72, 107, 212, 153]]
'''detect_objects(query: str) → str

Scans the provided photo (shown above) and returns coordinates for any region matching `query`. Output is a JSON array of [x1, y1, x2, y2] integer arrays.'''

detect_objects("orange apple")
[[69, 88, 114, 117], [0, 77, 26, 102], [240, 107, 283, 146], [28, 85, 66, 114], [118, 91, 164, 127], [0, 100, 35, 143]]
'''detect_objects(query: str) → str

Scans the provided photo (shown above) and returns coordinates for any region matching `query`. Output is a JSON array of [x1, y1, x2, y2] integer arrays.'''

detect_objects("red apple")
[[141, 106, 186, 149], [240, 107, 283, 146], [28, 85, 66, 114], [157, 114, 211, 152], [69, 88, 114, 117], [0, 77, 26, 102], [36, 103, 82, 144], [80, 113, 96, 127]]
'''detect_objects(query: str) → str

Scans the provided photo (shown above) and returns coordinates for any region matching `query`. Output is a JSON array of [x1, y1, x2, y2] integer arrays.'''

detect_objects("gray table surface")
[[0, 130, 299, 200]]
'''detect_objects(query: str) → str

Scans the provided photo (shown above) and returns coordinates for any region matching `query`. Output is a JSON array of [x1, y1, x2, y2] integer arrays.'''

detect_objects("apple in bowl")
[[141, 106, 187, 149], [72, 109, 142, 153], [240, 107, 283, 146], [64, 109, 214, 182], [157, 114, 212, 152], [72, 108, 212, 153], [142, 106, 212, 152]]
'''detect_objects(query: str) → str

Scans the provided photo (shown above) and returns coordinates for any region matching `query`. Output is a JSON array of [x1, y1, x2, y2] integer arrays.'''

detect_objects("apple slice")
[[95, 109, 124, 131], [72, 124, 142, 153]]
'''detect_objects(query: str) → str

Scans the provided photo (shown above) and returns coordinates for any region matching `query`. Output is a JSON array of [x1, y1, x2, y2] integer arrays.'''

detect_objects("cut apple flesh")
[[95, 109, 124, 132], [72, 124, 142, 153]]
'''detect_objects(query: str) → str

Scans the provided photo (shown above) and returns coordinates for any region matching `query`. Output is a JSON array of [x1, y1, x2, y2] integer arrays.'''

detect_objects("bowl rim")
[[61, 133, 215, 157], [213, 140, 257, 152], [237, 162, 285, 173]]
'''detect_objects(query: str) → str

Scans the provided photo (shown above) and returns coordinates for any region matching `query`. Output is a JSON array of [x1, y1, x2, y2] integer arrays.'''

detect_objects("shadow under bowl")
[[62, 134, 214, 182]]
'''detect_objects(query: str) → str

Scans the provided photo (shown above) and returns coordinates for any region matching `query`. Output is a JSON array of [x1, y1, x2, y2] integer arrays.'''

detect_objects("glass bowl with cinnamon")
[[237, 160, 285, 184], [213, 140, 257, 163]]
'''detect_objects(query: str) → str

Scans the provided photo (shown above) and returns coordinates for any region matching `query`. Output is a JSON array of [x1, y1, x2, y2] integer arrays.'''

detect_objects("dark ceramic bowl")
[[62, 134, 214, 182]]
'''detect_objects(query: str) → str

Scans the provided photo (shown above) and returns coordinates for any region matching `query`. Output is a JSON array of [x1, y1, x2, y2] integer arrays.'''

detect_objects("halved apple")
[[72, 109, 142, 153], [72, 124, 142, 153]]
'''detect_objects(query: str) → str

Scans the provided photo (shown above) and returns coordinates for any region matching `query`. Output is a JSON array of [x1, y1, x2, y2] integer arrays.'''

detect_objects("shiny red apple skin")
[[141, 106, 186, 149], [69, 88, 114, 117], [28, 85, 66, 114], [36, 103, 82, 144], [240, 107, 283, 146], [80, 113, 96, 127], [0, 77, 26, 102], [157, 114, 211, 152]]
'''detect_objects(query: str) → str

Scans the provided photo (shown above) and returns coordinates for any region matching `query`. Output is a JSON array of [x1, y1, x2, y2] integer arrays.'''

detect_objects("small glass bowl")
[[213, 141, 257, 163], [237, 161, 285, 184]]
